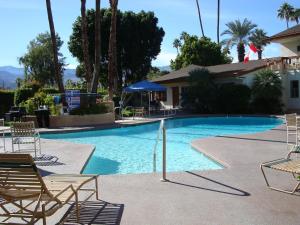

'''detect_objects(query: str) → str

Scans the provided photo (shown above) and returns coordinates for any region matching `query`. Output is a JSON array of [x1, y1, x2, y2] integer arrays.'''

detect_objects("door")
[[172, 87, 179, 107]]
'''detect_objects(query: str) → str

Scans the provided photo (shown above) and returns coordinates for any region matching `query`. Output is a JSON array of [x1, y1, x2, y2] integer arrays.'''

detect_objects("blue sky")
[[0, 0, 299, 68]]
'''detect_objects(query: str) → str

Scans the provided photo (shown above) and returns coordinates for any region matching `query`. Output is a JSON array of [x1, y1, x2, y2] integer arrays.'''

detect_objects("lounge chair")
[[10, 122, 41, 157], [159, 101, 178, 117], [261, 144, 300, 194], [0, 154, 99, 224], [285, 113, 298, 145]]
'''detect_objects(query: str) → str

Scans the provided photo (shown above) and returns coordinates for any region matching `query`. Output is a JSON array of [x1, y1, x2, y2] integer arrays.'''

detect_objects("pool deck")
[[2, 121, 300, 224]]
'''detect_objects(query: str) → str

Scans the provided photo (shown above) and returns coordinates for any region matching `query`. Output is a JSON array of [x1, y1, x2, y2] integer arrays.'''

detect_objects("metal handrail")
[[153, 119, 164, 172]]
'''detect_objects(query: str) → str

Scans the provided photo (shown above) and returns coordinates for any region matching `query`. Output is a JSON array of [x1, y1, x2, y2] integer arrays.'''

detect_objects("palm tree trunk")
[[108, 0, 118, 100], [81, 0, 92, 92], [286, 19, 289, 28], [237, 42, 245, 62], [45, 0, 65, 97], [258, 49, 262, 60], [217, 0, 220, 44], [91, 0, 101, 94], [195, 0, 205, 38]]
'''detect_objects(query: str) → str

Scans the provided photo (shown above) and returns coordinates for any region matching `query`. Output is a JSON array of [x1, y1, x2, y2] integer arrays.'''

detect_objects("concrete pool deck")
[[1, 122, 300, 224]]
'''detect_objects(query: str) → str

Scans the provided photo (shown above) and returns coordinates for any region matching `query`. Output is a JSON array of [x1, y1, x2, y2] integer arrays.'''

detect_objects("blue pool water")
[[43, 117, 282, 175]]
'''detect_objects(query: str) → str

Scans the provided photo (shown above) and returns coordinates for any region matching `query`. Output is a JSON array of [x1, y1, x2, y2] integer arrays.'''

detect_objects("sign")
[[65, 90, 80, 111]]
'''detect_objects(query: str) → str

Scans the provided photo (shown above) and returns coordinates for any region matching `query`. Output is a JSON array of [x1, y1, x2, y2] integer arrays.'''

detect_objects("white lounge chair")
[[159, 101, 178, 117]]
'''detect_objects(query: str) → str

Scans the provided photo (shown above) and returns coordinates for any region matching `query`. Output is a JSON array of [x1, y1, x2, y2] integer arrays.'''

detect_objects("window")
[[297, 45, 300, 52], [155, 91, 167, 101], [291, 80, 299, 98]]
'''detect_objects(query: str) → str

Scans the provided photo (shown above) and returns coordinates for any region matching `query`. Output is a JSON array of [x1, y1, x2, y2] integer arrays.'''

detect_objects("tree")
[[181, 69, 217, 113], [68, 9, 165, 89], [291, 8, 300, 24], [195, 0, 205, 37], [91, 0, 101, 94], [277, 3, 294, 28], [81, 0, 93, 92], [173, 39, 181, 54], [221, 18, 257, 62], [45, 0, 65, 95], [19, 33, 65, 86], [249, 29, 269, 59], [170, 33, 231, 70], [217, 0, 220, 44], [108, 0, 118, 100], [252, 69, 283, 113]]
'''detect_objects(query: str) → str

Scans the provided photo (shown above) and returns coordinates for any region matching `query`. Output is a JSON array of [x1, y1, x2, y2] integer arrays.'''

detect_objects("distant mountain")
[[0, 66, 78, 89]]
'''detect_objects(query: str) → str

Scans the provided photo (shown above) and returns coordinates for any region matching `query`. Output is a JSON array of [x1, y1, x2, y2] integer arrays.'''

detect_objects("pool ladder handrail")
[[153, 119, 165, 172]]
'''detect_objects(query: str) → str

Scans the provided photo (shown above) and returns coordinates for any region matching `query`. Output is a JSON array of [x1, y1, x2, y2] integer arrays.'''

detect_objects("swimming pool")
[[43, 117, 282, 175]]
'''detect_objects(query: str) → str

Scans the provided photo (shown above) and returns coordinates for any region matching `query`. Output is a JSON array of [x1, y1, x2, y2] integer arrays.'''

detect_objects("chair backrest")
[[0, 119, 4, 126], [285, 113, 297, 127], [10, 121, 36, 137], [134, 107, 144, 113], [0, 154, 49, 200]]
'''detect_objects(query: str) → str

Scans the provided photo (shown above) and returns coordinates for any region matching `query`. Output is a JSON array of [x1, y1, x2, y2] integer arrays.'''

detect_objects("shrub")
[[251, 69, 283, 114], [14, 88, 35, 105], [181, 69, 217, 113], [69, 103, 108, 115], [217, 83, 251, 114], [41, 88, 60, 94], [0, 90, 15, 117]]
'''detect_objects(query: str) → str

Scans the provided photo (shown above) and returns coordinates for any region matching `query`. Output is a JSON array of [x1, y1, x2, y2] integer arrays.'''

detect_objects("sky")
[[0, 0, 299, 69]]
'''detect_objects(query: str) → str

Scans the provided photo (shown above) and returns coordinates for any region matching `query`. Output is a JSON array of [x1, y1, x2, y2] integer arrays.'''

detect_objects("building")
[[153, 25, 300, 112]]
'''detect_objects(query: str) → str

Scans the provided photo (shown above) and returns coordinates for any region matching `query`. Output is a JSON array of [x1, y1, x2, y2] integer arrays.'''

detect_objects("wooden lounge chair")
[[285, 113, 298, 145], [0, 154, 99, 224], [133, 107, 145, 119], [10, 122, 41, 158], [261, 144, 300, 194]]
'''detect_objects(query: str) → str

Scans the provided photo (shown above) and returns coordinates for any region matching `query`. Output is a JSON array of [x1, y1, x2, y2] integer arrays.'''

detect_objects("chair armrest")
[[287, 145, 300, 159]]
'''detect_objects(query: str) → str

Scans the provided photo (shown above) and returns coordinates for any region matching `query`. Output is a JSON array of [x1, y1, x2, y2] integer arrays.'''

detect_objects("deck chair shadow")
[[261, 144, 300, 194], [0, 154, 99, 225]]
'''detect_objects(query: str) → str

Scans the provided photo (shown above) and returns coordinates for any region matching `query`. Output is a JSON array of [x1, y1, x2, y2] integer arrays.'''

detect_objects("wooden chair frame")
[[133, 107, 145, 119], [0, 154, 99, 224], [261, 144, 300, 194]]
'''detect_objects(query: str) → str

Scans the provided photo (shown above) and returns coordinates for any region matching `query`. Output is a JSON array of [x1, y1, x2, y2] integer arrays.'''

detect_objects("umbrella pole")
[[148, 92, 151, 117]]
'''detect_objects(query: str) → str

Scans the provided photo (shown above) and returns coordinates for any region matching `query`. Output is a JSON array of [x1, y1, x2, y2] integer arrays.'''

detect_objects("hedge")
[[14, 88, 35, 105], [0, 90, 15, 117]]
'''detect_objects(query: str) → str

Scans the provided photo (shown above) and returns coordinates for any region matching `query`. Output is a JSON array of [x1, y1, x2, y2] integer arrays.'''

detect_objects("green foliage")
[[217, 83, 251, 114], [14, 88, 35, 105], [65, 79, 86, 90], [277, 3, 294, 28], [68, 9, 165, 87], [0, 90, 14, 117], [171, 34, 231, 70], [147, 67, 169, 80], [181, 69, 217, 113], [249, 29, 269, 59], [221, 18, 257, 62], [41, 88, 60, 94], [69, 103, 108, 115], [121, 108, 134, 117], [251, 69, 283, 114], [19, 32, 65, 86]]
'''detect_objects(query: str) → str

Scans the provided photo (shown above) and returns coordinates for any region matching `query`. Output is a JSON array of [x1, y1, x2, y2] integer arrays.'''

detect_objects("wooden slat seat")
[[0, 154, 99, 225]]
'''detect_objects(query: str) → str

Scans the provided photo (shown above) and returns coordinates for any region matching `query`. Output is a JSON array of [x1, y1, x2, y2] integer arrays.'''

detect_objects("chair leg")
[[95, 177, 99, 200], [75, 192, 80, 222], [42, 204, 46, 225]]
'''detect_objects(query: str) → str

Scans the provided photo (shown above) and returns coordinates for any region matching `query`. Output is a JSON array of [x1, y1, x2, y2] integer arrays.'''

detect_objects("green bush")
[[217, 83, 251, 114], [0, 90, 15, 117], [251, 69, 283, 114], [69, 103, 108, 115], [41, 88, 60, 94], [14, 88, 35, 105]]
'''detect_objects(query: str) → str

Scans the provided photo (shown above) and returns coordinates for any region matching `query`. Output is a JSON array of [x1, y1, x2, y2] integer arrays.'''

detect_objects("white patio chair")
[[10, 121, 41, 157]]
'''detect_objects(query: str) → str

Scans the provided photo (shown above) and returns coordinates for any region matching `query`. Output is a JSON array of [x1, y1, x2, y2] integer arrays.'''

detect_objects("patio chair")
[[261, 144, 300, 194], [159, 101, 178, 117], [0, 154, 99, 225], [133, 107, 145, 119], [10, 121, 41, 157], [285, 113, 297, 145]]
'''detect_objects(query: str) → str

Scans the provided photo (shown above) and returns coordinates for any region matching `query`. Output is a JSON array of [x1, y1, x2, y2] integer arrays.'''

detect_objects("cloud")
[[152, 52, 177, 66]]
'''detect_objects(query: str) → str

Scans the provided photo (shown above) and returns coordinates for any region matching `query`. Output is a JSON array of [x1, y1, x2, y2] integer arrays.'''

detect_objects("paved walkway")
[[2, 123, 300, 224]]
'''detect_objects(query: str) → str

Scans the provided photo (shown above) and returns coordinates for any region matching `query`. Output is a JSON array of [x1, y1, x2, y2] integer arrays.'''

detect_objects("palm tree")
[[45, 0, 65, 96], [108, 0, 118, 100], [221, 18, 257, 62], [291, 8, 300, 24], [91, 0, 101, 94], [195, 0, 205, 37], [249, 29, 269, 60], [81, 0, 92, 92], [277, 3, 294, 28], [173, 39, 181, 54], [217, 0, 220, 44]]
